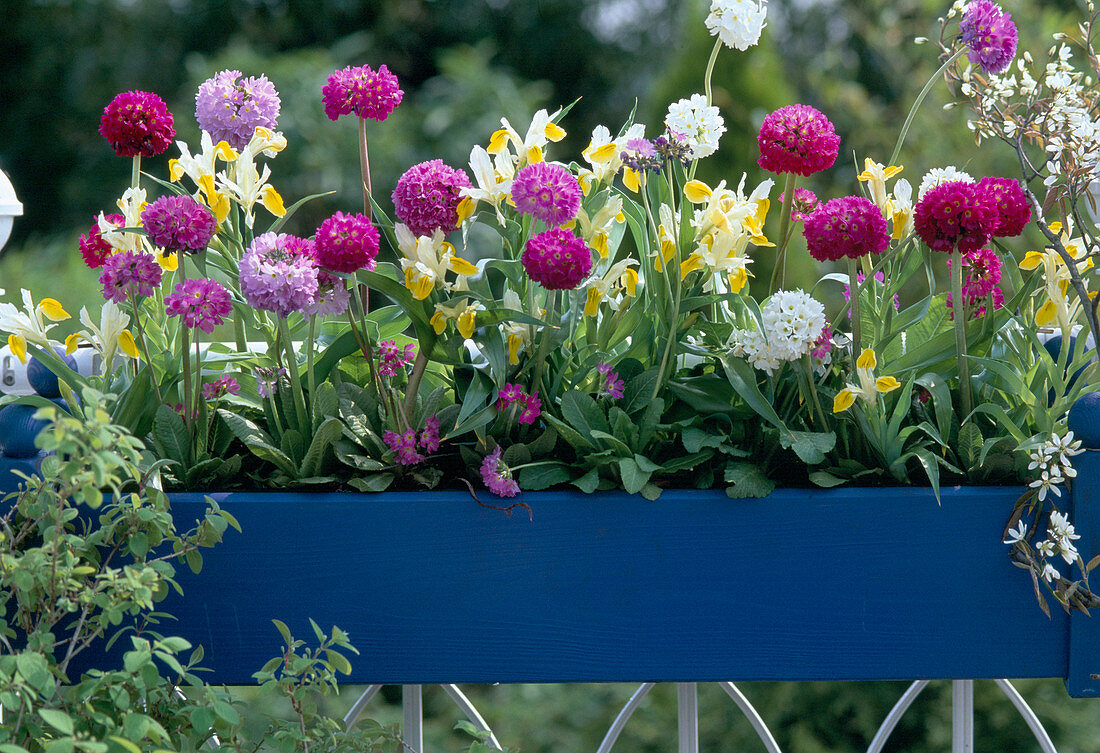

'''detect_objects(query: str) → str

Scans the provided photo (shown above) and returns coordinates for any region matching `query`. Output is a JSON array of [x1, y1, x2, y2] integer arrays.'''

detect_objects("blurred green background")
[[3, 0, 1099, 749]]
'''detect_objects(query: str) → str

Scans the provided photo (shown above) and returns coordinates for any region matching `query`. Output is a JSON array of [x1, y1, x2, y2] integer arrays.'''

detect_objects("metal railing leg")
[[403, 684, 424, 753], [952, 680, 973, 753], [678, 682, 699, 753]]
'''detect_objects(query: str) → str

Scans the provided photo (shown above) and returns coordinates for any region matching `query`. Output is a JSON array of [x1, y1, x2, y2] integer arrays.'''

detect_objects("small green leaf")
[[518, 463, 572, 491], [38, 709, 74, 735], [618, 457, 650, 494], [724, 462, 775, 498], [780, 431, 836, 465], [572, 467, 600, 493], [809, 471, 847, 488], [153, 404, 190, 465], [273, 619, 292, 646]]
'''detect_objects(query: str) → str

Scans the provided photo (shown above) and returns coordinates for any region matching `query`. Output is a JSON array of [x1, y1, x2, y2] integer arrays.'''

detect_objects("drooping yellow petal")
[[592, 232, 608, 259], [1048, 221, 1063, 234], [588, 142, 618, 162], [168, 159, 184, 182], [449, 256, 479, 276], [883, 165, 904, 179], [456, 196, 475, 223], [622, 267, 638, 296], [8, 334, 27, 364], [856, 348, 877, 370], [526, 145, 544, 164], [680, 253, 704, 280], [211, 192, 231, 224], [579, 174, 593, 195], [261, 185, 286, 217], [585, 287, 603, 316], [544, 121, 566, 142], [1019, 251, 1046, 271], [623, 168, 640, 193], [417, 277, 436, 301], [38, 298, 70, 322], [507, 334, 522, 365], [684, 180, 712, 203], [198, 174, 218, 203], [832, 389, 856, 413], [487, 129, 510, 154], [727, 267, 747, 294], [430, 311, 447, 335], [457, 310, 477, 339], [1036, 299, 1058, 326], [214, 140, 237, 162], [64, 333, 80, 356], [118, 329, 140, 359], [158, 252, 178, 272], [876, 376, 901, 393]]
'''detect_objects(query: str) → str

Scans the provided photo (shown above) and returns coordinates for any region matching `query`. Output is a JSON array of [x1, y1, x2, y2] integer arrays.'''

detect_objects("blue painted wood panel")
[[162, 479, 1076, 688]]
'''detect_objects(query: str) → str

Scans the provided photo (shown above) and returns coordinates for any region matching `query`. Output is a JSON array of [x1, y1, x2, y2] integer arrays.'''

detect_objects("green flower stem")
[[532, 289, 558, 395], [129, 295, 164, 404], [803, 354, 830, 430], [847, 256, 862, 361], [358, 117, 373, 218], [402, 348, 428, 425], [177, 253, 193, 432], [277, 317, 309, 436], [131, 155, 141, 192], [769, 172, 799, 293], [951, 247, 973, 419], [888, 47, 966, 168], [652, 216, 685, 402], [233, 308, 247, 352], [703, 37, 722, 108], [306, 315, 317, 426]]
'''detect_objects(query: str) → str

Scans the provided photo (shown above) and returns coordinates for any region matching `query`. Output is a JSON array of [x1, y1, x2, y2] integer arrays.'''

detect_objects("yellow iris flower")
[[832, 349, 901, 413]]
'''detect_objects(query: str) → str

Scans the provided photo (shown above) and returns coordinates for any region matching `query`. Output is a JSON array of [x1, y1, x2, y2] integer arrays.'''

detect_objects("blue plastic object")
[[147, 460, 1100, 697], [0, 403, 49, 458], [26, 346, 78, 398], [1069, 392, 1100, 450]]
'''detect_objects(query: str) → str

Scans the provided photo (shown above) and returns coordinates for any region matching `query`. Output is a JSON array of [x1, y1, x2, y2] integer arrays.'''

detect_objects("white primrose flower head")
[[917, 166, 974, 200], [665, 94, 726, 160], [733, 289, 826, 375], [706, 0, 767, 51]]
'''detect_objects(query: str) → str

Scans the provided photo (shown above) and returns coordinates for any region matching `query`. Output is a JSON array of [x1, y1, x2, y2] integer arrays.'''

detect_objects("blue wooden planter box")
[[153, 451, 1100, 697]]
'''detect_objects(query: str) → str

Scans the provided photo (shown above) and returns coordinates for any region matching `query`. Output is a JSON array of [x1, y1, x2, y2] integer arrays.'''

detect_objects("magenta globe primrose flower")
[[803, 195, 890, 262], [383, 428, 425, 466], [947, 248, 1006, 319], [99, 251, 163, 303], [322, 64, 403, 122], [511, 162, 583, 227], [978, 176, 1031, 237], [202, 374, 241, 402], [779, 187, 820, 222], [79, 213, 124, 269], [522, 227, 594, 290], [140, 195, 217, 255], [195, 69, 282, 150], [98, 90, 175, 158], [314, 211, 380, 273], [165, 277, 232, 334], [239, 232, 319, 318], [959, 0, 1018, 75], [914, 180, 999, 253], [392, 159, 472, 237], [305, 268, 350, 317], [757, 104, 840, 177], [481, 446, 520, 498]]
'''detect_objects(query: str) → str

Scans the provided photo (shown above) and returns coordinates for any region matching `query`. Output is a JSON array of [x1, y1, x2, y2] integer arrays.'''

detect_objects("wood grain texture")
[[161, 478, 1082, 688]]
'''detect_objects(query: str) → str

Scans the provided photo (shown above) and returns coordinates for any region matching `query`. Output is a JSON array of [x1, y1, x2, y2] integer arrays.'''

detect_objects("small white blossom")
[[1042, 562, 1061, 583], [917, 166, 974, 200], [1003, 521, 1028, 545], [705, 0, 767, 51], [665, 94, 726, 160], [731, 289, 826, 375]]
